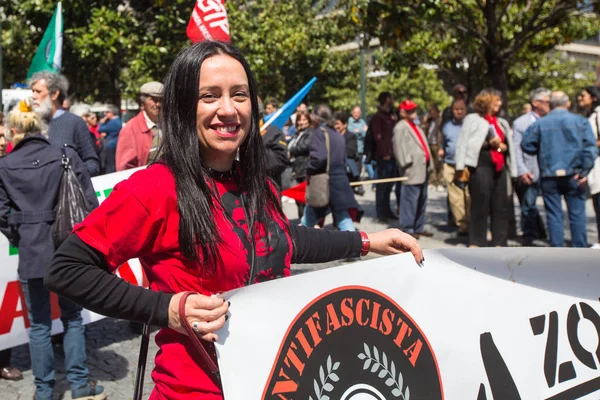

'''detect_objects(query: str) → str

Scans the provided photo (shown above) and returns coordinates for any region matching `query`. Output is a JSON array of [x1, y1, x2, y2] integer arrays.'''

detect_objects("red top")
[[484, 115, 506, 172], [406, 120, 430, 163], [74, 163, 292, 400]]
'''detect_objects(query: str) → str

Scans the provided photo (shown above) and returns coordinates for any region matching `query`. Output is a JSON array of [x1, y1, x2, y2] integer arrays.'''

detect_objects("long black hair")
[[583, 86, 600, 116], [158, 41, 284, 272]]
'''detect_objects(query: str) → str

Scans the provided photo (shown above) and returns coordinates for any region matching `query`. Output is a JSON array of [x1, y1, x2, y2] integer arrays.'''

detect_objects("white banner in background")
[[216, 248, 600, 399], [0, 167, 145, 351]]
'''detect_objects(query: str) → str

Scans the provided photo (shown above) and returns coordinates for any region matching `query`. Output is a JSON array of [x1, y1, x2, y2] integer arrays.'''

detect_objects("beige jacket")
[[392, 119, 434, 185]]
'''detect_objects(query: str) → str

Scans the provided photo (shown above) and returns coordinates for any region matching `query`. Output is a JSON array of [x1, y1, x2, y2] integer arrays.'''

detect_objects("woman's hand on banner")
[[168, 292, 229, 342], [367, 229, 424, 265]]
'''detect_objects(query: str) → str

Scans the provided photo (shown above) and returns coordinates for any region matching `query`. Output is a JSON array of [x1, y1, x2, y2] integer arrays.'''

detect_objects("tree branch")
[[502, 2, 574, 59]]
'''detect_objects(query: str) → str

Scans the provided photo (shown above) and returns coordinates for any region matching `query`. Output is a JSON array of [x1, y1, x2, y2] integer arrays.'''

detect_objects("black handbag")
[[52, 148, 93, 248]]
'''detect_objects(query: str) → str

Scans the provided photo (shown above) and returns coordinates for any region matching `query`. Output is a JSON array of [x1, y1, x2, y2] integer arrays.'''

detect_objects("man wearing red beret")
[[392, 100, 434, 238]]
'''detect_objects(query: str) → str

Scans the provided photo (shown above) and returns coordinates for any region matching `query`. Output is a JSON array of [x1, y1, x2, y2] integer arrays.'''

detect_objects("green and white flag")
[[26, 2, 63, 80]]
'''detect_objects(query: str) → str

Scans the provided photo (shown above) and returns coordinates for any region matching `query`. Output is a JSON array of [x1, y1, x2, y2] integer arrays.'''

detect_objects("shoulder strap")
[[60, 146, 71, 169], [321, 127, 330, 173]]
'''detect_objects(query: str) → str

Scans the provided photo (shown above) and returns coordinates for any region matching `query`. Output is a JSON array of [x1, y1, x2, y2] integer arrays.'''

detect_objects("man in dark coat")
[[30, 72, 100, 176], [261, 123, 289, 189], [371, 92, 400, 221], [301, 105, 360, 231]]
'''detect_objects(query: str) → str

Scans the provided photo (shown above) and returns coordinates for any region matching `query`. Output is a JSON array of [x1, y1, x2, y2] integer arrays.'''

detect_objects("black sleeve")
[[264, 126, 290, 176], [44, 234, 173, 327], [290, 224, 362, 264], [346, 133, 358, 160], [307, 128, 327, 175], [74, 117, 100, 177]]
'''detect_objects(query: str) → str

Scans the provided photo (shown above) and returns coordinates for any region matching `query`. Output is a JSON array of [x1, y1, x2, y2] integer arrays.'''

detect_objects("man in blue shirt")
[[440, 98, 469, 235], [522, 91, 598, 247], [512, 88, 551, 245], [99, 104, 122, 174]]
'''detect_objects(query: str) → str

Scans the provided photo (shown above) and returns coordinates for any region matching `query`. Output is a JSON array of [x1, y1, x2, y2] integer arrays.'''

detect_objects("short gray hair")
[[106, 104, 120, 115], [550, 91, 570, 109], [70, 103, 91, 117], [530, 87, 551, 103], [29, 72, 69, 104]]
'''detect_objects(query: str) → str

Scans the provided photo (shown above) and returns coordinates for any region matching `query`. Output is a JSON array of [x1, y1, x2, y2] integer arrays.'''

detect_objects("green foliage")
[[3, 0, 595, 117], [508, 53, 595, 117], [343, 0, 600, 105]]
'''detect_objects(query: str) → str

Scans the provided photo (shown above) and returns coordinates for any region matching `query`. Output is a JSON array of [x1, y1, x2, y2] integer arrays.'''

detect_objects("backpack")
[[52, 148, 93, 248]]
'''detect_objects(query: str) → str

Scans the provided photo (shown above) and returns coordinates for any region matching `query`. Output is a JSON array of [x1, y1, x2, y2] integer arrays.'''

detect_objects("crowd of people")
[[0, 45, 599, 399], [273, 84, 599, 250]]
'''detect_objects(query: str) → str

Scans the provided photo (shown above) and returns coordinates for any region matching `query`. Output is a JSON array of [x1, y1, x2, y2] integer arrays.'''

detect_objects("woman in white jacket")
[[455, 89, 517, 247], [577, 86, 600, 248]]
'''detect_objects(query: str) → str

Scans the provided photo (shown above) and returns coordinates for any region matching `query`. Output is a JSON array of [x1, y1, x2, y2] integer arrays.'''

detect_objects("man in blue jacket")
[[512, 88, 551, 245], [98, 104, 122, 174], [522, 90, 598, 247]]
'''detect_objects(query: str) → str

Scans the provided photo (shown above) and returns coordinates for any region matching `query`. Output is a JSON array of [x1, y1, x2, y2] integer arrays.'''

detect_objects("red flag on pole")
[[186, 0, 231, 43]]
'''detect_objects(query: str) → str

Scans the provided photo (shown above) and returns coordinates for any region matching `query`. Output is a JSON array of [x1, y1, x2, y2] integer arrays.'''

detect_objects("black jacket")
[[344, 130, 359, 161], [262, 125, 290, 189], [0, 135, 98, 279], [289, 128, 313, 180]]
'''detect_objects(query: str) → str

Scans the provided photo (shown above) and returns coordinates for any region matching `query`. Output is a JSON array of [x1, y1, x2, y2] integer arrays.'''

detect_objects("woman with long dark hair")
[[578, 86, 600, 249], [45, 41, 423, 399]]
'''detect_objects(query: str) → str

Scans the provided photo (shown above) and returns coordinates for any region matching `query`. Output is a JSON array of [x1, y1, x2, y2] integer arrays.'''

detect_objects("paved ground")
[[3, 183, 598, 399]]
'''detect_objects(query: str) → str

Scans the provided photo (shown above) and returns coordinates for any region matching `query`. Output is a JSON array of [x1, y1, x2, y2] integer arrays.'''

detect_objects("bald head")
[[550, 91, 570, 109]]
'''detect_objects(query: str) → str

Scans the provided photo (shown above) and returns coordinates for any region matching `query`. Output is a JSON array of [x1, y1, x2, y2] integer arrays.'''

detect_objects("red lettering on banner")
[[117, 262, 139, 285], [0, 281, 30, 334]]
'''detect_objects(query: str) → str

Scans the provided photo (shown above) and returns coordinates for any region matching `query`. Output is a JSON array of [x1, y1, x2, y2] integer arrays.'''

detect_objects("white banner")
[[0, 167, 145, 351], [216, 248, 600, 399]]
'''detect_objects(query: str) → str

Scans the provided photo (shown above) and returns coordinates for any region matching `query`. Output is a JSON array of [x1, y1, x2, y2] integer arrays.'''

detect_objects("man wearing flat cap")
[[116, 81, 163, 171], [392, 100, 434, 239]]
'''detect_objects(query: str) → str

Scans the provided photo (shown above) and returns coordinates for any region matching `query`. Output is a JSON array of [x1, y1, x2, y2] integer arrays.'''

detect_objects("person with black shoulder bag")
[[303, 105, 362, 231], [0, 99, 102, 400]]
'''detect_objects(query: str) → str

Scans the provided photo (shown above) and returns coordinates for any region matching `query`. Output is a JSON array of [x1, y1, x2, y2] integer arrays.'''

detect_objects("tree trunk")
[[486, 52, 510, 111], [483, 1, 509, 112], [109, 64, 122, 115]]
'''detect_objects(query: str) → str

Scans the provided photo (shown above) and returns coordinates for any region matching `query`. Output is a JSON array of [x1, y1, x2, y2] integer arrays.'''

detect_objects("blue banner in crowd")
[[263, 77, 317, 130]]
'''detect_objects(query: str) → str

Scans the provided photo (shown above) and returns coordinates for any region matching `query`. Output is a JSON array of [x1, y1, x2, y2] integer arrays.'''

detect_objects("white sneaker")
[[591, 243, 600, 249]]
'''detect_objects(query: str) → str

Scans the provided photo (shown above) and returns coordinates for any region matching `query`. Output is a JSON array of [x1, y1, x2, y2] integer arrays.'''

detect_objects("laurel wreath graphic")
[[308, 355, 341, 400], [358, 343, 411, 399]]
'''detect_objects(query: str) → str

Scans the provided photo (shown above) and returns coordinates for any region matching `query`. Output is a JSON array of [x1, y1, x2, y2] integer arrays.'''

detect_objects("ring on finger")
[[192, 321, 200, 333]]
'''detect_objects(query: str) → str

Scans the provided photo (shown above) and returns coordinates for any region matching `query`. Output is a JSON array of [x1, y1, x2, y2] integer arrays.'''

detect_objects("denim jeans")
[[21, 278, 89, 399], [362, 155, 376, 180], [515, 181, 546, 240], [301, 205, 356, 232], [540, 176, 587, 247], [399, 181, 428, 233], [375, 159, 400, 217]]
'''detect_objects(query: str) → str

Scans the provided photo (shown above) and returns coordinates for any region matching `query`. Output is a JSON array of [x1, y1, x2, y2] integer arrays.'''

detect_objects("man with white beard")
[[30, 72, 100, 176]]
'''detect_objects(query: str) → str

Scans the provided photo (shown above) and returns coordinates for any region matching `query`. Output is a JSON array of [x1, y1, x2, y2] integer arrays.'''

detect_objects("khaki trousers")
[[443, 163, 471, 233]]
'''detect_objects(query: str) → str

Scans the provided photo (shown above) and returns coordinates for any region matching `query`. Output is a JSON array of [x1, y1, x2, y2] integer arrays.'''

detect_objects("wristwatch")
[[360, 231, 370, 256]]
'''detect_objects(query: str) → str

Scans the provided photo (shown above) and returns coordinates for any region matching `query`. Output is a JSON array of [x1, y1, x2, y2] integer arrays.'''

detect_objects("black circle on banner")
[[262, 286, 444, 400]]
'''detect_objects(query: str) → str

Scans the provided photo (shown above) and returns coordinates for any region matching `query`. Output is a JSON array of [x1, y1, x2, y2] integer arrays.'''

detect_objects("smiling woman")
[[44, 41, 424, 400]]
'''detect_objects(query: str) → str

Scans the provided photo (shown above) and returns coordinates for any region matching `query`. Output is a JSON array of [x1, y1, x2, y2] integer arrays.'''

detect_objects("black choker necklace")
[[208, 167, 235, 181]]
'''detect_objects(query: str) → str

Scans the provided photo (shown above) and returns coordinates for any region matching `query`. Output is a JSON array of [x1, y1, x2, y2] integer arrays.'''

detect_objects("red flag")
[[186, 0, 231, 43], [282, 181, 307, 204]]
